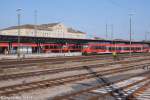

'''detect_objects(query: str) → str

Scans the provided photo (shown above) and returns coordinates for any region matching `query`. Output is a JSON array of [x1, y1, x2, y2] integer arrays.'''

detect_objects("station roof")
[[0, 35, 149, 45], [1, 23, 85, 34]]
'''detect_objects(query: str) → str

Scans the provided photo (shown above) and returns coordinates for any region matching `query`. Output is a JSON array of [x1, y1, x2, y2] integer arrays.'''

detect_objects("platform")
[[0, 52, 82, 60]]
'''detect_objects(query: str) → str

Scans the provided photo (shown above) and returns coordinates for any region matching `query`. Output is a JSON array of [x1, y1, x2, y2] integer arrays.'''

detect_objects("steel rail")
[[0, 58, 149, 81], [52, 70, 150, 100], [0, 63, 149, 96], [0, 53, 149, 68]]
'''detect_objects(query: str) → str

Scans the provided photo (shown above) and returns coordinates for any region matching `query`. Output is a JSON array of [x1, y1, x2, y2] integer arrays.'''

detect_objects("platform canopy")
[[0, 35, 149, 45]]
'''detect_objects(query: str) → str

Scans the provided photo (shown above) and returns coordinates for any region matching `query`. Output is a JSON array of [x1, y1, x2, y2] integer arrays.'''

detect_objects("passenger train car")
[[42, 43, 62, 53], [42, 43, 83, 53], [82, 43, 149, 55]]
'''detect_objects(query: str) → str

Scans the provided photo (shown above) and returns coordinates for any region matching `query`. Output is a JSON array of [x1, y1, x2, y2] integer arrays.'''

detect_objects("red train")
[[0, 43, 84, 54], [82, 43, 150, 55], [42, 43, 83, 53], [0, 42, 149, 55]]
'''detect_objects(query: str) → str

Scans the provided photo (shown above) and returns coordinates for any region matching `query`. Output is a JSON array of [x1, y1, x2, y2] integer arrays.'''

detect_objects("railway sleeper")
[[0, 59, 149, 81], [0, 65, 148, 96], [52, 71, 150, 100]]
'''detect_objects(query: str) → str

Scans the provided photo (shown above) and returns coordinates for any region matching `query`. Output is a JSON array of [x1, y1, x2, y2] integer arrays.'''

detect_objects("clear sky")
[[0, 0, 150, 41]]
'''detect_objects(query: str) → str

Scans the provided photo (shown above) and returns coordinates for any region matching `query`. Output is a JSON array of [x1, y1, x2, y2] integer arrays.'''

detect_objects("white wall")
[[0, 24, 86, 39]]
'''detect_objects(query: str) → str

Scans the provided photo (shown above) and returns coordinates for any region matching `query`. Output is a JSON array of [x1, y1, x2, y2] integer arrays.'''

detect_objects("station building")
[[0, 23, 86, 39], [0, 23, 86, 54], [0, 23, 150, 55]]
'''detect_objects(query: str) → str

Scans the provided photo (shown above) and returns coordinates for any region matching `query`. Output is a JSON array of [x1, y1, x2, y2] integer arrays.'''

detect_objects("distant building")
[[0, 23, 86, 39]]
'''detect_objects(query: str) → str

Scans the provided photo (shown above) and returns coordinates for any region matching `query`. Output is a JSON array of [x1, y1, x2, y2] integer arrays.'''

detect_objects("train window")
[[102, 46, 106, 50], [131, 47, 135, 50], [56, 45, 60, 49], [95, 46, 99, 49], [108, 47, 115, 51], [116, 47, 119, 50], [53, 46, 56, 49], [126, 47, 130, 50], [95, 46, 98, 49], [45, 46, 49, 49], [49, 46, 53, 48], [72, 46, 76, 49], [76, 45, 78, 47], [135, 47, 139, 50], [118, 47, 122, 50], [95, 46, 105, 50], [124, 47, 127, 50], [91, 46, 95, 49], [108, 47, 112, 51], [78, 45, 82, 49]]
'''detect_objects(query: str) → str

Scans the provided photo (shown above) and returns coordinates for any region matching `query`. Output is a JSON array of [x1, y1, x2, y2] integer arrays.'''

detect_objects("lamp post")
[[34, 10, 39, 54], [16, 9, 22, 60], [106, 24, 108, 40], [129, 13, 134, 56], [34, 10, 37, 37], [145, 32, 147, 41], [111, 24, 114, 52], [111, 24, 114, 41], [145, 32, 150, 41]]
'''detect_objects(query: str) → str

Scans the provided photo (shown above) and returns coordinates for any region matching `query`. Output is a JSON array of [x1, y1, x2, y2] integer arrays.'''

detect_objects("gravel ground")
[[16, 69, 147, 100], [0, 59, 149, 87], [0, 55, 148, 75], [0, 56, 150, 100]]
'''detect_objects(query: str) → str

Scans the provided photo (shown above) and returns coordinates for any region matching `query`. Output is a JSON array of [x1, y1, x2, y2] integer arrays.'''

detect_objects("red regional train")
[[42, 43, 83, 53], [82, 43, 150, 55], [0, 42, 149, 55]]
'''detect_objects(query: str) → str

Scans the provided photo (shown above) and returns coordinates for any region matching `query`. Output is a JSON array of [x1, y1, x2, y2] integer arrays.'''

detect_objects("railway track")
[[0, 62, 149, 96], [0, 56, 112, 69], [0, 57, 150, 81], [52, 70, 150, 100], [91, 75, 150, 100], [0, 53, 150, 69], [128, 81, 150, 100]]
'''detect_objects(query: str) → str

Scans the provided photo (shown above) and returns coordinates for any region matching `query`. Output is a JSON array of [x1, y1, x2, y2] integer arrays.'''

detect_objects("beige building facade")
[[0, 23, 86, 39]]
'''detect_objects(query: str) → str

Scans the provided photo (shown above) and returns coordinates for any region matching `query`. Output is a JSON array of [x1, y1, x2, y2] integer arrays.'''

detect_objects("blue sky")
[[0, 0, 150, 41]]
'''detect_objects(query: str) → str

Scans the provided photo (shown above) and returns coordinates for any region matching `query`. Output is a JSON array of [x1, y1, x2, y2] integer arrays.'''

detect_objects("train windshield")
[[62, 45, 68, 48], [83, 45, 89, 48]]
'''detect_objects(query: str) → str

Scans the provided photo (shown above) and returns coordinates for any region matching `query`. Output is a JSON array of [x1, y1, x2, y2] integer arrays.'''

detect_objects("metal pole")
[[106, 24, 108, 39], [34, 10, 39, 54], [111, 24, 114, 52], [129, 15, 132, 56], [34, 10, 37, 37], [111, 24, 114, 41], [111, 24, 114, 43], [145, 32, 147, 41], [16, 9, 21, 60]]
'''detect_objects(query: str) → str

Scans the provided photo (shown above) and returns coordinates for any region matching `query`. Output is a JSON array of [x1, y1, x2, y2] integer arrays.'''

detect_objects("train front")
[[82, 44, 91, 55]]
